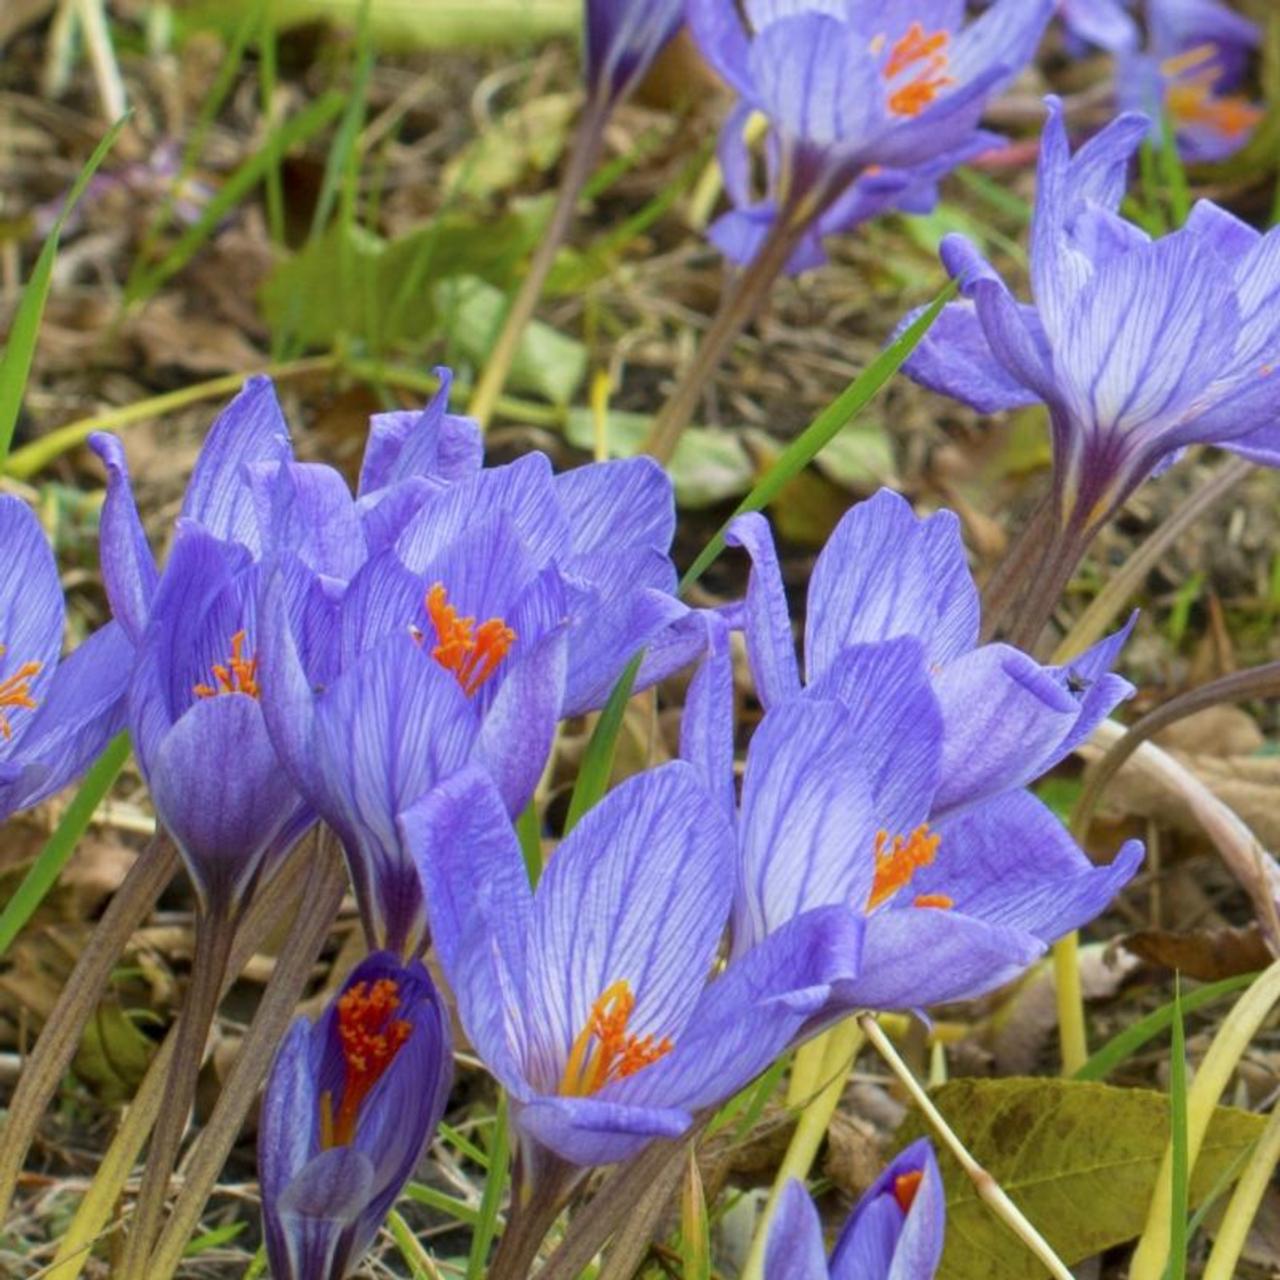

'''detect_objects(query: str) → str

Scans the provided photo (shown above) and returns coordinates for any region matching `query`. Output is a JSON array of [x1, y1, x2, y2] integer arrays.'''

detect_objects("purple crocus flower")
[[0, 497, 132, 823], [90, 382, 338, 916], [725, 490, 1135, 814], [403, 762, 863, 1169], [258, 539, 566, 958], [903, 98, 1280, 538], [687, 0, 1053, 272], [1147, 0, 1259, 87], [765, 1141, 945, 1279], [259, 952, 452, 1280], [585, 0, 684, 105], [1056, 0, 1139, 54]]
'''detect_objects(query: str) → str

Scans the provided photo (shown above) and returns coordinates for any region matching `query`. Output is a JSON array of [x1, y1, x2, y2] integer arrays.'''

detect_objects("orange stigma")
[[0, 646, 42, 742], [559, 980, 673, 1097], [1162, 45, 1262, 140], [867, 824, 941, 911], [423, 583, 515, 697], [879, 22, 953, 117], [193, 631, 260, 700], [319, 978, 413, 1149], [893, 1169, 924, 1214]]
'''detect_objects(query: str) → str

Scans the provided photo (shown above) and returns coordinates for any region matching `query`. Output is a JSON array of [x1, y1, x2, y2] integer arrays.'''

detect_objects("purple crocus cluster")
[[0, 363, 1140, 1275]]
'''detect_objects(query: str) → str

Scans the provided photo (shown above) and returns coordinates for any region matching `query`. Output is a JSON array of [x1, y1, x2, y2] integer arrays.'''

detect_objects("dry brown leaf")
[[1152, 705, 1265, 758], [1122, 923, 1271, 982], [990, 946, 1141, 1075]]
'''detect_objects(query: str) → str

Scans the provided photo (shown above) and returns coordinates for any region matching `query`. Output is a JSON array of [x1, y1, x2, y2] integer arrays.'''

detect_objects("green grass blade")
[[0, 116, 129, 466], [404, 1181, 482, 1227], [564, 280, 955, 826], [517, 800, 543, 886], [563, 651, 643, 833], [309, 0, 374, 241], [1073, 973, 1257, 1082], [0, 731, 131, 959], [679, 277, 958, 593], [1168, 977, 1189, 1280], [129, 92, 346, 301], [467, 1092, 510, 1280], [1158, 111, 1192, 229]]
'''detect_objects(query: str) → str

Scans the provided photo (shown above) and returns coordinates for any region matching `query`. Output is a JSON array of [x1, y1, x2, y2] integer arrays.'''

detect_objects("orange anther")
[[878, 21, 954, 117], [1160, 46, 1262, 141], [912, 893, 954, 910], [0, 646, 42, 742], [867, 824, 941, 911], [319, 977, 413, 1149], [559, 980, 673, 1097], [424, 584, 516, 697], [193, 630, 260, 700], [893, 1169, 924, 1214]]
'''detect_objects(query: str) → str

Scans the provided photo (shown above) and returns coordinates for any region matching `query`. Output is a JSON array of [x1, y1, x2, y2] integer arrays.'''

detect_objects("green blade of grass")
[[1073, 973, 1257, 1082], [679, 277, 958, 592], [1158, 111, 1192, 229], [388, 1208, 440, 1279], [129, 92, 346, 302], [404, 1181, 482, 1227], [565, 279, 956, 827], [0, 115, 129, 466], [467, 1092, 510, 1280], [0, 732, 131, 960], [1167, 977, 1189, 1280], [563, 651, 643, 833]]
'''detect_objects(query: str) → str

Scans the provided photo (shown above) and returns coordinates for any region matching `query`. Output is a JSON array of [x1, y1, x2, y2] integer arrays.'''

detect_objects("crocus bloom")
[[1147, 0, 1259, 87], [0, 497, 132, 823], [765, 1141, 945, 1279], [260, 953, 452, 1280], [586, 0, 684, 105], [903, 98, 1280, 538], [259, 543, 566, 957], [1056, 0, 1138, 54], [726, 490, 1135, 814], [687, 0, 1053, 272], [404, 762, 863, 1168]]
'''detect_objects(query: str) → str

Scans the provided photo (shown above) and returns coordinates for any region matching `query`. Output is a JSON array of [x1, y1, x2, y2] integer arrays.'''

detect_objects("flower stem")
[[858, 1013, 1076, 1280], [487, 1147, 573, 1280], [643, 214, 807, 466], [1201, 1088, 1280, 1280], [119, 908, 237, 1280], [466, 102, 608, 430], [0, 832, 178, 1220], [145, 837, 347, 1279], [1053, 933, 1089, 1076], [741, 1018, 864, 1280]]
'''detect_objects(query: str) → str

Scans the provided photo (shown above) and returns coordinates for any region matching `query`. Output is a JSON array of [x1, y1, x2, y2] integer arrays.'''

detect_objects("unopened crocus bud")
[[259, 954, 452, 1280], [765, 1140, 945, 1278]]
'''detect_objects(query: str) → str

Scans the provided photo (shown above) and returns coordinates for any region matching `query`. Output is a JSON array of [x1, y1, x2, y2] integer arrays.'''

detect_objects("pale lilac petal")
[[726, 513, 802, 709]]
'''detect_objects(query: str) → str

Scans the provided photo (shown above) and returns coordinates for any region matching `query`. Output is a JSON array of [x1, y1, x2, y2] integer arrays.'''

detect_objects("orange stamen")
[[319, 978, 413, 1149], [0, 646, 42, 742], [424, 583, 516, 697], [1162, 45, 1262, 140], [893, 1169, 924, 1214], [867, 824, 941, 911], [192, 630, 260, 700], [912, 893, 953, 911], [879, 21, 954, 117], [559, 980, 673, 1097]]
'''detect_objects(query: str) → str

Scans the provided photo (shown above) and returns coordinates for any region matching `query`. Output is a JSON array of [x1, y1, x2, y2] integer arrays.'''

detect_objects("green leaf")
[[260, 207, 551, 350], [0, 116, 128, 466], [564, 651, 643, 833], [563, 408, 753, 509], [0, 732, 131, 959], [434, 275, 586, 405], [130, 92, 346, 302], [75, 1003, 156, 1104], [680, 277, 958, 592], [894, 1078, 1263, 1280], [468, 1092, 510, 1280], [183, 0, 580, 49], [1168, 979, 1189, 1280], [1075, 974, 1259, 1083]]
